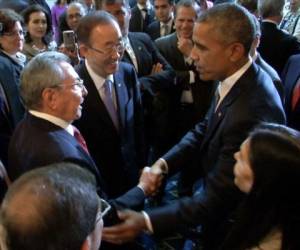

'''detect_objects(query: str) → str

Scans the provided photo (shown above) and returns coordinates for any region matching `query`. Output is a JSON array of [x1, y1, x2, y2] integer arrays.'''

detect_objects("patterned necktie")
[[292, 78, 300, 110], [73, 126, 90, 154], [161, 24, 169, 36], [102, 80, 119, 130]]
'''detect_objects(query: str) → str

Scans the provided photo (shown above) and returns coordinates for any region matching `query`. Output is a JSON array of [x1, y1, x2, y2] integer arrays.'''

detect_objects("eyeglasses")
[[96, 197, 111, 223], [3, 30, 25, 37], [87, 40, 125, 56], [53, 78, 85, 90]]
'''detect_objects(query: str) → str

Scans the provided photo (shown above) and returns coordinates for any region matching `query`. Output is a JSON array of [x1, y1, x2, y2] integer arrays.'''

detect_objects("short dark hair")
[[76, 10, 117, 45], [0, 162, 99, 250], [175, 0, 197, 16], [21, 4, 53, 45], [197, 3, 255, 54], [95, 0, 130, 10], [0, 9, 23, 36], [236, 0, 257, 14]]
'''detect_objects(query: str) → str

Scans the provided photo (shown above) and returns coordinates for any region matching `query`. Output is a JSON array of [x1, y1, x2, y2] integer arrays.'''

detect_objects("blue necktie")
[[102, 80, 119, 130]]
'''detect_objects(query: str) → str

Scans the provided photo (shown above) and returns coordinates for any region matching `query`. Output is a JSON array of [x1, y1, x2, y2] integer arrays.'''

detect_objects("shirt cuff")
[[141, 211, 154, 234], [159, 158, 169, 174]]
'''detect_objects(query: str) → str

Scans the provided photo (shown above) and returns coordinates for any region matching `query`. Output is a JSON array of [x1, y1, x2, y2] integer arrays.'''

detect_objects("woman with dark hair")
[[221, 123, 300, 250], [0, 9, 25, 165], [22, 4, 56, 62]]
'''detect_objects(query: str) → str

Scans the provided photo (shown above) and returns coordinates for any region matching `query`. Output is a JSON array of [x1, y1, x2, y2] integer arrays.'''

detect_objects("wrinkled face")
[[190, 22, 233, 81], [53, 62, 88, 122], [175, 6, 197, 39], [154, 0, 174, 23], [233, 139, 254, 193], [66, 5, 85, 31], [26, 11, 47, 40], [81, 21, 123, 78], [102, 3, 131, 36], [0, 21, 24, 54]]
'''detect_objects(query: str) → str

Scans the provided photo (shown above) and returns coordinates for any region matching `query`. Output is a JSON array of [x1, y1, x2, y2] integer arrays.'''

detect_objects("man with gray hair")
[[102, 3, 285, 249], [0, 162, 103, 250], [257, 0, 300, 75], [8, 51, 161, 217]]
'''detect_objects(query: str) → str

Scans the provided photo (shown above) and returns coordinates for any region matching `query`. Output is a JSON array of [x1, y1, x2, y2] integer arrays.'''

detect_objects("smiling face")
[[175, 5, 197, 39], [26, 11, 47, 40], [80, 21, 123, 78], [0, 21, 24, 54], [233, 139, 254, 193], [53, 62, 87, 122]]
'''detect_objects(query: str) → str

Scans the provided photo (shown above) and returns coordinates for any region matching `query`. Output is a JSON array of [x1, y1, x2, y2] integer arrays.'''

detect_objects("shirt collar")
[[85, 60, 114, 91], [218, 57, 252, 101], [29, 110, 74, 135]]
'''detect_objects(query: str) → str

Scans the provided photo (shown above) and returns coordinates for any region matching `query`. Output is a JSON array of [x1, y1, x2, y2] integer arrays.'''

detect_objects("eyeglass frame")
[[86, 40, 125, 57], [96, 197, 111, 223], [50, 78, 86, 91]]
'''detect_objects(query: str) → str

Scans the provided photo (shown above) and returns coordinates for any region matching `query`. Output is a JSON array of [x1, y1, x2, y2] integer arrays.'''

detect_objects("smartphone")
[[63, 30, 76, 52]]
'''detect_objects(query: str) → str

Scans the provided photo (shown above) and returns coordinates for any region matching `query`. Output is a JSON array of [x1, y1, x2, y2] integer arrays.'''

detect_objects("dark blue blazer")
[[129, 5, 155, 33], [148, 63, 286, 248], [75, 61, 146, 198], [8, 113, 145, 210], [281, 54, 300, 130], [146, 20, 175, 41]]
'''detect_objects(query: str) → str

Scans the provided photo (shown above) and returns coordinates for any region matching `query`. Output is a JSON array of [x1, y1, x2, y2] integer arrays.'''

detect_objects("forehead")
[[104, 3, 128, 12], [176, 6, 196, 19], [193, 22, 219, 44], [60, 61, 79, 80], [89, 21, 121, 45], [29, 11, 46, 19], [155, 0, 171, 6]]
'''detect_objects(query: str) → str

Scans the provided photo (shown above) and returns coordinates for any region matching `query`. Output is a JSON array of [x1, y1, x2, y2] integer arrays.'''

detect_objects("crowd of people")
[[0, 0, 300, 249]]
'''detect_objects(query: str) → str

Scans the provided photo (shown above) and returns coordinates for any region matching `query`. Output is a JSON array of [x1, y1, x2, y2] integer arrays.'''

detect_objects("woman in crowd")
[[0, 9, 25, 164], [22, 4, 56, 62], [51, 0, 69, 42], [220, 123, 300, 250]]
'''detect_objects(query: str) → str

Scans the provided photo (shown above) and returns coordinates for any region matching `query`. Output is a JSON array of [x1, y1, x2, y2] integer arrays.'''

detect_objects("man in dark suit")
[[155, 0, 215, 168], [282, 54, 300, 130], [97, 0, 176, 162], [102, 4, 286, 249], [129, 0, 156, 32], [257, 0, 300, 75], [75, 11, 149, 199], [8, 51, 160, 216], [146, 0, 175, 40]]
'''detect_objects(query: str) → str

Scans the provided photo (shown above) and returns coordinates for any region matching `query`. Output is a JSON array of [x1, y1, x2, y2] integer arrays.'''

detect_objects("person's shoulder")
[[155, 33, 174, 45], [129, 31, 152, 42]]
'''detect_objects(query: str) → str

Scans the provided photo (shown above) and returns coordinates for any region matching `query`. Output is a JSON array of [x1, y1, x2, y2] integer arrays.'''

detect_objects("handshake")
[[137, 159, 168, 196]]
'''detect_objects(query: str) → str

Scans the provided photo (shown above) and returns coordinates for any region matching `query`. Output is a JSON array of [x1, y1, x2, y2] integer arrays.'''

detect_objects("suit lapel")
[[128, 34, 142, 67]]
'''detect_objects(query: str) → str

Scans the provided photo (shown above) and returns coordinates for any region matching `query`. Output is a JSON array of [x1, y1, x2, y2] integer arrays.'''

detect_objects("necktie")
[[73, 126, 90, 154], [215, 85, 221, 111], [102, 80, 119, 130], [161, 24, 169, 37], [292, 78, 300, 110]]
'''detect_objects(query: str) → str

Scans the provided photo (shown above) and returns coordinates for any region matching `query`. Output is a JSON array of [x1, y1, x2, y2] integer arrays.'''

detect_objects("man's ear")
[[41, 88, 59, 111], [228, 42, 245, 63], [79, 44, 89, 58]]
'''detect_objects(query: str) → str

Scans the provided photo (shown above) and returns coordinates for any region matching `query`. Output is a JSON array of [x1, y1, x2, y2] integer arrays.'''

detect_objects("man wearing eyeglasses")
[[75, 11, 150, 200], [0, 162, 104, 250]]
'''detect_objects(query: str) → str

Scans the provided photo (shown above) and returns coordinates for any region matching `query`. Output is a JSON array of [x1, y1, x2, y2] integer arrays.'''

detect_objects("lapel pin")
[[138, 46, 142, 50]]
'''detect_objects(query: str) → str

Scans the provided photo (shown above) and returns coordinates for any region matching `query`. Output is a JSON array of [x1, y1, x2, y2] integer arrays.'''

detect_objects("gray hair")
[[67, 1, 87, 17], [20, 51, 70, 110], [197, 3, 256, 54], [257, 0, 285, 19]]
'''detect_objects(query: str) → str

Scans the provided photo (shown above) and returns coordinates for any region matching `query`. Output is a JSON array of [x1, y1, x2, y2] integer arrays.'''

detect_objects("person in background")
[[22, 4, 56, 62], [0, 9, 25, 165], [220, 123, 300, 250], [146, 0, 175, 40], [0, 162, 104, 250], [280, 0, 300, 41], [51, 0, 69, 43]]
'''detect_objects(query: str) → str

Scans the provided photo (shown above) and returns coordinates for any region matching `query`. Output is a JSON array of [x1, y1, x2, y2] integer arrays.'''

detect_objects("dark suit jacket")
[[8, 113, 145, 210], [129, 5, 155, 33], [123, 32, 175, 95], [146, 20, 175, 41], [255, 53, 284, 103], [75, 61, 146, 198], [258, 21, 300, 75], [148, 63, 286, 249], [281, 54, 300, 130]]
